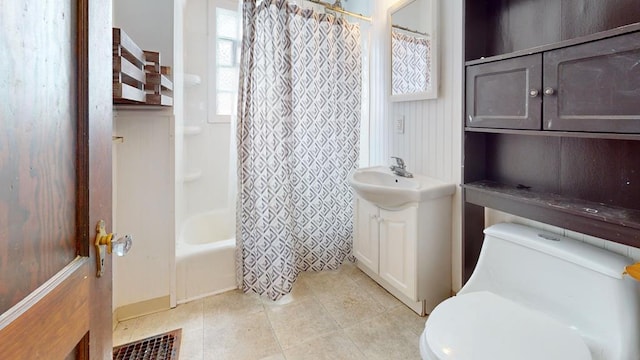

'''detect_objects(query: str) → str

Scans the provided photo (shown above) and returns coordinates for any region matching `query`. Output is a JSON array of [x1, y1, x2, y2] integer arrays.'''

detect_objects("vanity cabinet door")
[[543, 31, 640, 133], [466, 54, 543, 130], [353, 197, 379, 273], [378, 206, 418, 300]]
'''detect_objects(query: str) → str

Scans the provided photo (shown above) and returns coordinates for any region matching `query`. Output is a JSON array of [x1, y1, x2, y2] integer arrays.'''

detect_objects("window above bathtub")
[[208, 0, 242, 123]]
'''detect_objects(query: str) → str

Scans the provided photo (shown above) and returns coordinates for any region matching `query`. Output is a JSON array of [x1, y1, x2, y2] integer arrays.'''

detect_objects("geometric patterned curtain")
[[391, 28, 431, 95], [236, 0, 361, 300]]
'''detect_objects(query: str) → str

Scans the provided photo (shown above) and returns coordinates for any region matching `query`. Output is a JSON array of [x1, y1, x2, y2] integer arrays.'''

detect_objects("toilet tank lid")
[[485, 223, 631, 279]]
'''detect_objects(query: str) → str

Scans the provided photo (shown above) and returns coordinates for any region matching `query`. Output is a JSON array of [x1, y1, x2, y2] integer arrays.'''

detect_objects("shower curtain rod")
[[305, 0, 371, 22], [392, 24, 428, 36]]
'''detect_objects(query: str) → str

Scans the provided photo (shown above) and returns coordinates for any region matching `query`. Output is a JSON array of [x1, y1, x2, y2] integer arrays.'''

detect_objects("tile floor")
[[113, 262, 427, 359]]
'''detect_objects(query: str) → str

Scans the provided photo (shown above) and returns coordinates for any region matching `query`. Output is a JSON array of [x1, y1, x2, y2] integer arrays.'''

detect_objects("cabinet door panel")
[[379, 207, 417, 300], [543, 31, 640, 133], [466, 54, 542, 130], [353, 198, 379, 273]]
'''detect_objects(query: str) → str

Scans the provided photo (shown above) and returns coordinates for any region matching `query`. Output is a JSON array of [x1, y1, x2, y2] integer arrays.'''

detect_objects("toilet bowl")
[[420, 223, 640, 360]]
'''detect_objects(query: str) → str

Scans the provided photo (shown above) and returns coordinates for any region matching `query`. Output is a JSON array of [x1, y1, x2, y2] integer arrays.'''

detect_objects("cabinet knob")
[[529, 89, 539, 97], [544, 87, 555, 96]]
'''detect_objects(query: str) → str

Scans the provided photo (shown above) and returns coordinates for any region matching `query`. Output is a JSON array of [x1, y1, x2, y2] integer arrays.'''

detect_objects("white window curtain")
[[391, 28, 431, 95], [236, 0, 362, 300]]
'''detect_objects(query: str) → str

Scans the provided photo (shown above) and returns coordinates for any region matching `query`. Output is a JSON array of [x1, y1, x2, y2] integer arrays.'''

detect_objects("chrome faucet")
[[390, 157, 413, 178]]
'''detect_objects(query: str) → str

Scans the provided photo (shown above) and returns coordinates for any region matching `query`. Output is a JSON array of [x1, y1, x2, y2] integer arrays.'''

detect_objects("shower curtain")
[[236, 0, 361, 300]]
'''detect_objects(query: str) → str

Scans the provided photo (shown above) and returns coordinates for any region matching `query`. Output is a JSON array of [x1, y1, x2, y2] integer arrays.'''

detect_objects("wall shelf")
[[113, 28, 173, 107], [464, 127, 640, 141], [464, 181, 640, 246]]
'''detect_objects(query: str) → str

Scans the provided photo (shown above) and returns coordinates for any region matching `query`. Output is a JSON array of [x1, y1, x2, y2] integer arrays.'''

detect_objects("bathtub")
[[176, 210, 237, 304]]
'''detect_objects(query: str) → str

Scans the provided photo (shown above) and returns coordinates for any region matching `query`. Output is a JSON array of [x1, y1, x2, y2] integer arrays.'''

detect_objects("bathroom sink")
[[348, 166, 456, 208]]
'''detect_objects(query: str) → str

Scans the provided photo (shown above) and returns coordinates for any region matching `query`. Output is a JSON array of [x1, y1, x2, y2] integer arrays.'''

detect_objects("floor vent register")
[[113, 328, 181, 360]]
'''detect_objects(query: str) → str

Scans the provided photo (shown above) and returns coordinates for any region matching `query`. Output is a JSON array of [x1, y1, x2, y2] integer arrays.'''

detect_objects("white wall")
[[112, 0, 179, 310], [113, 1, 174, 66], [371, 0, 464, 290]]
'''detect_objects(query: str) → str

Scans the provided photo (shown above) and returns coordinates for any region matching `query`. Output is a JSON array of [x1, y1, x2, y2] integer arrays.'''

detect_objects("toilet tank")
[[460, 223, 640, 360]]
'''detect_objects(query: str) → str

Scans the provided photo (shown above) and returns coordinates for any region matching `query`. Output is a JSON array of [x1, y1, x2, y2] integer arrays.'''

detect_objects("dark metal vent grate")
[[113, 328, 181, 360]]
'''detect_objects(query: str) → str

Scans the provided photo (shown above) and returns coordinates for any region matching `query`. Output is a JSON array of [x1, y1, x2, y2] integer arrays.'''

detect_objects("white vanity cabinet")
[[379, 206, 418, 300], [354, 197, 380, 273], [353, 196, 452, 316]]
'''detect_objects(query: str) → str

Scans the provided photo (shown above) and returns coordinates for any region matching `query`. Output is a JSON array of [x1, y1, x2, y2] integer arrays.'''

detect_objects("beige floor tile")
[[203, 289, 264, 320], [259, 353, 286, 360], [316, 282, 386, 328], [354, 274, 403, 310], [265, 298, 338, 349], [261, 277, 315, 306], [128, 312, 172, 342], [171, 299, 205, 330], [203, 310, 281, 360], [344, 311, 422, 360], [301, 269, 357, 295], [130, 300, 204, 341], [283, 330, 367, 360], [385, 304, 428, 337], [345, 265, 373, 283], [114, 262, 429, 359], [333, 260, 359, 274], [178, 328, 203, 360], [112, 318, 137, 346]]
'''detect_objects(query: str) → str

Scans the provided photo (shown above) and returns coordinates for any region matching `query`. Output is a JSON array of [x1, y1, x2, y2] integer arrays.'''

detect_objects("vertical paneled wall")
[[113, 112, 175, 310], [370, 0, 464, 290]]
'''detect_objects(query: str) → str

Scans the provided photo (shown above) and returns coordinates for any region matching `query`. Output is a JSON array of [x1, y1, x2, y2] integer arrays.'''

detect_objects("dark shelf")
[[463, 181, 640, 247], [464, 127, 640, 141], [465, 6, 640, 66]]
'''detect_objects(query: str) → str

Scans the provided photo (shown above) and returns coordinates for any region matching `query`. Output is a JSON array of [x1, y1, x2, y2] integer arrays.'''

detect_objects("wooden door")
[[466, 54, 542, 130], [543, 30, 640, 133], [0, 0, 113, 358]]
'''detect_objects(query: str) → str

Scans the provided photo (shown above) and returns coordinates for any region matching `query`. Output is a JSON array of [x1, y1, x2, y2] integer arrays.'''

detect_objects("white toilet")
[[420, 223, 640, 360]]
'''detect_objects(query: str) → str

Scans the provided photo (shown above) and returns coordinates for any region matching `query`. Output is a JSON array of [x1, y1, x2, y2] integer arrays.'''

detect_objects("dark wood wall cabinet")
[[467, 30, 640, 132], [463, 1, 640, 283]]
